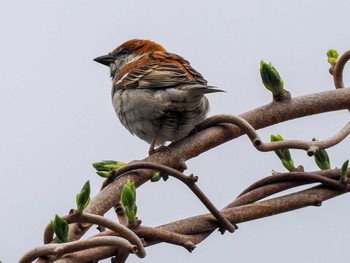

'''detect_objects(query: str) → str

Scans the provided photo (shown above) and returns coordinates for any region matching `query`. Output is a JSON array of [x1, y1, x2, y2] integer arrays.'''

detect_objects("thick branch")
[[68, 88, 350, 243], [20, 237, 134, 263], [157, 185, 345, 235], [58, 184, 346, 261]]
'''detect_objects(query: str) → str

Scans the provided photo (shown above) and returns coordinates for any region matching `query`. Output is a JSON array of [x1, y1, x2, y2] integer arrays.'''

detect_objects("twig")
[[157, 185, 346, 236], [19, 236, 135, 263], [112, 249, 130, 263], [43, 211, 146, 258], [225, 168, 348, 207], [114, 202, 129, 226], [107, 162, 235, 233], [332, 50, 350, 89], [237, 170, 349, 198], [227, 168, 349, 207], [198, 115, 350, 156], [133, 225, 196, 252], [196, 114, 261, 145], [227, 181, 305, 207]]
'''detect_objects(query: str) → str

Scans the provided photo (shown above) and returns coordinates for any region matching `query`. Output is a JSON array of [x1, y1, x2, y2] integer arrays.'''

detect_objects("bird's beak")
[[93, 54, 115, 67]]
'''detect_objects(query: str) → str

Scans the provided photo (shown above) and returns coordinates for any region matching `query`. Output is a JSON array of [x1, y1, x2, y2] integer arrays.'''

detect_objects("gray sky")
[[1, 1, 350, 262]]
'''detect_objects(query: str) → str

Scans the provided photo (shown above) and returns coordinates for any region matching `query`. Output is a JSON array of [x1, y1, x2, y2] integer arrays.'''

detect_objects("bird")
[[94, 39, 223, 155]]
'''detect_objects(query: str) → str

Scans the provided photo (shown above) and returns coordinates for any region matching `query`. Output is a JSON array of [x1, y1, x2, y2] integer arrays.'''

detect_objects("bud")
[[121, 180, 137, 223], [51, 214, 69, 243], [151, 172, 161, 182], [327, 49, 338, 64], [340, 160, 349, 183], [260, 60, 285, 96], [96, 171, 111, 178], [76, 181, 91, 213], [271, 134, 295, 171], [312, 138, 331, 170], [92, 160, 126, 171]]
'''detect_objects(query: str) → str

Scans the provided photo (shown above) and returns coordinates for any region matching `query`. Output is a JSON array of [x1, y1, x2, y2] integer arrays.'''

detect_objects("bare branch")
[[227, 181, 304, 207], [133, 225, 196, 252], [237, 169, 349, 197], [157, 185, 346, 236], [106, 162, 235, 233], [197, 113, 350, 156], [332, 50, 350, 89], [19, 236, 134, 263]]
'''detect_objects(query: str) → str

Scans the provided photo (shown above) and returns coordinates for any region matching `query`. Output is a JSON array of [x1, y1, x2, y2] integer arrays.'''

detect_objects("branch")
[[105, 162, 235, 233], [197, 114, 350, 156], [55, 183, 347, 261], [43, 211, 146, 258], [157, 185, 346, 236], [228, 168, 346, 207], [67, 88, 350, 243], [332, 50, 350, 89], [237, 169, 349, 197], [19, 236, 134, 263], [132, 226, 196, 252]]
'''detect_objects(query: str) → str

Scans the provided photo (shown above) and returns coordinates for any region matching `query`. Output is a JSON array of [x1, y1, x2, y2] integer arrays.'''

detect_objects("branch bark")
[[29, 87, 350, 262], [72, 88, 350, 240]]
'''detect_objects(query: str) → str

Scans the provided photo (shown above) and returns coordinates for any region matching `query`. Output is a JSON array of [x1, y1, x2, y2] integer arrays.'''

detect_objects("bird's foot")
[[148, 145, 171, 156]]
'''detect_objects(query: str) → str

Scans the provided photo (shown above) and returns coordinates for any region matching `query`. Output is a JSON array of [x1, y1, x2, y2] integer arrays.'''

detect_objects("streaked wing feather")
[[114, 52, 208, 90]]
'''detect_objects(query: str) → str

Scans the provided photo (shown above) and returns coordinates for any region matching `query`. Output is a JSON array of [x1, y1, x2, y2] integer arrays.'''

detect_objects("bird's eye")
[[118, 49, 129, 56]]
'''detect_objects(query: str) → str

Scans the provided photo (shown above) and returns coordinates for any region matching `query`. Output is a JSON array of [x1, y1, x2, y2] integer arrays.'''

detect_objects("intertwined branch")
[[20, 50, 350, 263]]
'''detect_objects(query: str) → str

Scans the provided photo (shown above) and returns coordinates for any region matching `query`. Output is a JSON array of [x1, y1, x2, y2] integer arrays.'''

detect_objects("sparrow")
[[94, 39, 223, 154]]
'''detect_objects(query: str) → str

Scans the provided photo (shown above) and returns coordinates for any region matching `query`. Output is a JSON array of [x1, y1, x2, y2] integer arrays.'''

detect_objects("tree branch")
[[104, 162, 235, 233], [67, 88, 350, 244], [332, 50, 350, 89], [19, 236, 134, 263]]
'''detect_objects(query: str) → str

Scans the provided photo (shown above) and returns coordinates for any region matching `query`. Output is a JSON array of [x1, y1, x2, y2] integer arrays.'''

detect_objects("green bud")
[[103, 163, 124, 170], [92, 160, 126, 171], [327, 49, 338, 64], [312, 138, 331, 170], [96, 171, 111, 178], [151, 172, 161, 182], [121, 180, 137, 223], [121, 180, 136, 207], [340, 160, 349, 183], [281, 159, 295, 172], [51, 214, 69, 243], [271, 134, 295, 171], [260, 60, 285, 96], [76, 181, 91, 213], [124, 207, 137, 223]]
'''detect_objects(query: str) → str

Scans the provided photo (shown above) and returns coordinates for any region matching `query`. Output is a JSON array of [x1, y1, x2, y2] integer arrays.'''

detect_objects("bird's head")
[[94, 39, 166, 78]]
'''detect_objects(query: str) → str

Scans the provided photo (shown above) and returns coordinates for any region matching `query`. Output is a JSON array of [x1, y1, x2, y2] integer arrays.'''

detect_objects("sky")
[[1, 1, 350, 262]]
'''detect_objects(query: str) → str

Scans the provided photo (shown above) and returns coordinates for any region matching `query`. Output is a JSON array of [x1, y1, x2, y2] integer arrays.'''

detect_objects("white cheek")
[[111, 54, 144, 77], [124, 54, 144, 65]]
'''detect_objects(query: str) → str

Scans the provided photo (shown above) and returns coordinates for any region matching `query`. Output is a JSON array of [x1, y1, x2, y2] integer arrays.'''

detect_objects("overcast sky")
[[1, 1, 350, 262]]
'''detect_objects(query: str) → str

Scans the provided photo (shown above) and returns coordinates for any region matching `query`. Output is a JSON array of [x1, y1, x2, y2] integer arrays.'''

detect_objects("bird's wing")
[[113, 51, 208, 90]]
